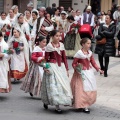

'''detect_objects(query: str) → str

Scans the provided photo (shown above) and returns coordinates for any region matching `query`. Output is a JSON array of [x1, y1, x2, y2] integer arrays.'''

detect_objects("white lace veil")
[[8, 27, 30, 69]]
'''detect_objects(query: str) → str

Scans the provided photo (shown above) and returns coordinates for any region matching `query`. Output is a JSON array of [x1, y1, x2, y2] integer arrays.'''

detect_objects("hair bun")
[[37, 36, 45, 42]]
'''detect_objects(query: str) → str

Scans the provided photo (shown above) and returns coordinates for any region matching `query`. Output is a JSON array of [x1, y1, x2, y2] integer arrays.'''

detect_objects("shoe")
[[55, 109, 62, 113], [29, 92, 33, 97], [104, 70, 108, 77], [83, 108, 90, 114], [104, 73, 108, 77], [43, 104, 48, 110]]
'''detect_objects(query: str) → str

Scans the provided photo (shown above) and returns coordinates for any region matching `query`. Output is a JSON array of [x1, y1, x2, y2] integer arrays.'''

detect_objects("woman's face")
[[55, 9, 59, 15], [82, 40, 91, 50], [39, 10, 44, 17], [32, 13, 37, 20], [39, 39, 47, 48], [13, 29, 20, 38], [76, 11, 80, 16], [101, 11, 104, 15], [18, 15, 24, 24], [105, 15, 111, 24], [14, 7, 18, 13], [9, 10, 14, 16], [71, 11, 76, 17], [107, 11, 111, 15], [26, 11, 31, 18], [46, 14, 51, 19], [52, 32, 61, 43], [1, 13, 6, 20]]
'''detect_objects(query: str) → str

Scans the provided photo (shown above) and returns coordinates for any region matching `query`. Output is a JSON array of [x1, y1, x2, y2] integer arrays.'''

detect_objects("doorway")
[[91, 0, 101, 15], [59, 0, 72, 11]]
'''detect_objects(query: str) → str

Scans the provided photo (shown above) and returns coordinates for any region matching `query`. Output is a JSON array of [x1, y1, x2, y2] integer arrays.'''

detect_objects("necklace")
[[82, 49, 88, 55], [52, 42, 59, 48]]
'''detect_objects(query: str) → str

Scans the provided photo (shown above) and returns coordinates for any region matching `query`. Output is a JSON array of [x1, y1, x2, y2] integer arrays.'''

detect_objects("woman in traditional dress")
[[20, 36, 46, 97], [0, 12, 11, 42], [71, 38, 103, 113], [28, 11, 38, 33], [13, 13, 32, 53], [24, 10, 32, 23], [7, 9, 16, 27], [11, 5, 19, 17], [0, 12, 11, 29], [41, 30, 73, 113], [8, 27, 29, 81], [51, 8, 60, 30], [64, 15, 81, 58], [0, 31, 11, 93]]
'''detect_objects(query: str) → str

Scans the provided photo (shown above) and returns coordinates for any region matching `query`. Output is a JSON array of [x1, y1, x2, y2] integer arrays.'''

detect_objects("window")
[[37, 0, 49, 9]]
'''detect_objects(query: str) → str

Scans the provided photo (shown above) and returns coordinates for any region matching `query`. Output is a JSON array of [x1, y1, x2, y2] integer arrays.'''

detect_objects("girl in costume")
[[20, 36, 46, 97], [41, 30, 73, 113], [8, 27, 29, 81], [0, 31, 11, 93], [71, 38, 103, 113]]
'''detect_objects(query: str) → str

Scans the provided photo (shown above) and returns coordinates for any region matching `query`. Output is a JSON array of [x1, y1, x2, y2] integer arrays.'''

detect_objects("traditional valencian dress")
[[8, 34, 29, 80], [71, 49, 99, 109], [13, 13, 32, 53], [41, 42, 73, 106], [64, 22, 81, 57], [0, 38, 11, 93], [20, 46, 45, 97]]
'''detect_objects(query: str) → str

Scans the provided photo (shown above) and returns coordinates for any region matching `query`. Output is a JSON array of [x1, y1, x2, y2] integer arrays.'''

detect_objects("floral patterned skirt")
[[41, 63, 72, 106], [20, 62, 42, 97], [65, 33, 82, 57]]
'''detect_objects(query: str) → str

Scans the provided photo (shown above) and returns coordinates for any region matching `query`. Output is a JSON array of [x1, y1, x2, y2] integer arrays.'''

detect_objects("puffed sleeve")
[[61, 50, 69, 70], [72, 58, 79, 69], [31, 52, 43, 63], [31, 52, 38, 63], [90, 55, 100, 71]]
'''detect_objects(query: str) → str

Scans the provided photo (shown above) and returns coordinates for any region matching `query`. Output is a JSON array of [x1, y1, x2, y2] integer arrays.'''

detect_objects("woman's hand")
[[71, 28, 75, 31], [0, 53, 4, 57], [19, 46, 24, 51], [10, 49, 15, 54], [44, 68, 50, 74], [98, 69, 104, 74]]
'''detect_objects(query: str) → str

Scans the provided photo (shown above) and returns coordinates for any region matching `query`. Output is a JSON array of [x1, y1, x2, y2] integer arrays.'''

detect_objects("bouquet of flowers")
[[12, 41, 20, 54], [75, 63, 85, 81], [71, 23, 81, 34], [38, 58, 50, 69], [3, 49, 13, 54]]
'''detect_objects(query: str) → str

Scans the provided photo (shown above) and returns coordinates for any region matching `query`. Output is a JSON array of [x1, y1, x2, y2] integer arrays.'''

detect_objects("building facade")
[[1, 0, 120, 14]]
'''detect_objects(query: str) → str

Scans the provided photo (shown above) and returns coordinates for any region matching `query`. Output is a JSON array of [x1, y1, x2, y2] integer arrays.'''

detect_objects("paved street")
[[0, 54, 120, 120]]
